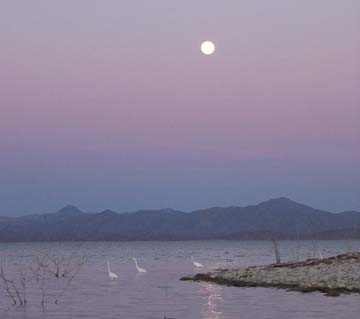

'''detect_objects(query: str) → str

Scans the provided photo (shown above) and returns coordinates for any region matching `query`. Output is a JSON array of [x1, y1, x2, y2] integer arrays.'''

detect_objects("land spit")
[[181, 252, 360, 296]]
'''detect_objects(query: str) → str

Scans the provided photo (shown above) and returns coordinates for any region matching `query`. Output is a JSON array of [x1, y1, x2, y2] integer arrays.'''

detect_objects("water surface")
[[0, 240, 359, 319]]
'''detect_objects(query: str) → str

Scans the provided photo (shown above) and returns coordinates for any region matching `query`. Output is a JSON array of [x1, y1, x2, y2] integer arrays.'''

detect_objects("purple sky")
[[0, 1, 359, 215]]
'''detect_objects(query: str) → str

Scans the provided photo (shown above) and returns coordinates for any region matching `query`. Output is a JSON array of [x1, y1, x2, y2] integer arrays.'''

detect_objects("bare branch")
[[272, 239, 281, 264]]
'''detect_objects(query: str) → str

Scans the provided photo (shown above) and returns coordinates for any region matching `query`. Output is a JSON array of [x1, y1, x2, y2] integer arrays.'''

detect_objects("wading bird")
[[133, 257, 147, 273], [107, 260, 118, 280], [191, 257, 204, 268]]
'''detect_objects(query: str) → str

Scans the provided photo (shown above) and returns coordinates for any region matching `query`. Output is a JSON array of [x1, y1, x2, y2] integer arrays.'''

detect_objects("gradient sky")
[[0, 0, 359, 215]]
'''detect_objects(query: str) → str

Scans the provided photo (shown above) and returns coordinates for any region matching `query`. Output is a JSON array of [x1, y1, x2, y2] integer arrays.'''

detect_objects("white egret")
[[133, 257, 147, 273], [191, 257, 204, 268], [107, 260, 118, 280]]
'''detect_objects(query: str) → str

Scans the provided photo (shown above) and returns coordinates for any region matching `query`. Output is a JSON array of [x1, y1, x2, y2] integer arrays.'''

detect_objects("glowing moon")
[[201, 41, 215, 55]]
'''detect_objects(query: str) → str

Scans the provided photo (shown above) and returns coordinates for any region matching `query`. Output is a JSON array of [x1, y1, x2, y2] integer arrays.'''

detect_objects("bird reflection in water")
[[200, 283, 224, 319]]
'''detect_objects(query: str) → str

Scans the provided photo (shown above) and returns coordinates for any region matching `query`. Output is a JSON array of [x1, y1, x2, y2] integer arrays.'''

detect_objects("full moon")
[[201, 41, 215, 55]]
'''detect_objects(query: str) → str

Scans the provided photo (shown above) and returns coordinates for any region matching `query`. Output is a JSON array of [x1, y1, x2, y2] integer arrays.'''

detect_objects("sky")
[[0, 0, 359, 215]]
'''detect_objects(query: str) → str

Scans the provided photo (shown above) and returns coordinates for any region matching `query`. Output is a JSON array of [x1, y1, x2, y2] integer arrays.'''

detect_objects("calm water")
[[0, 240, 359, 319]]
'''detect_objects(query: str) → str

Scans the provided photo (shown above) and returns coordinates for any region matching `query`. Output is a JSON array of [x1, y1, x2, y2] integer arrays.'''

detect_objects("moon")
[[201, 41, 215, 55]]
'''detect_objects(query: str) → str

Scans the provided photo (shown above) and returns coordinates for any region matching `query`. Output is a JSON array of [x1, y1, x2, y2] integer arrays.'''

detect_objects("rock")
[[180, 252, 360, 296]]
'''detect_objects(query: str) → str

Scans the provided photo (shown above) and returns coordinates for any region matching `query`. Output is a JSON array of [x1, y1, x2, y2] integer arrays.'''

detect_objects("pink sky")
[[0, 1, 359, 214]]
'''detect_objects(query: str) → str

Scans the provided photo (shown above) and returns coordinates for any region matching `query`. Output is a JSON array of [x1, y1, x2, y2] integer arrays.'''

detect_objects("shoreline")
[[181, 252, 360, 296]]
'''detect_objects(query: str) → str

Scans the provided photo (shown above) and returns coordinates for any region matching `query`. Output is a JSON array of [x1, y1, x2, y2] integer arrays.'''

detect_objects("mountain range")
[[0, 198, 359, 242]]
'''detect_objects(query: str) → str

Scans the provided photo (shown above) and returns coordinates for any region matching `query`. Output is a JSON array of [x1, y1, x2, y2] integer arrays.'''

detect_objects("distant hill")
[[0, 198, 359, 242]]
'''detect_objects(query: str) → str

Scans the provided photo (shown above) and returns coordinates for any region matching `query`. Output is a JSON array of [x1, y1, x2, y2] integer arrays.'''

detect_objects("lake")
[[0, 240, 359, 319]]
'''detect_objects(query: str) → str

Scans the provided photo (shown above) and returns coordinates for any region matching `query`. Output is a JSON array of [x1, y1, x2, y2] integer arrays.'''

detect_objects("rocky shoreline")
[[181, 252, 360, 296]]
